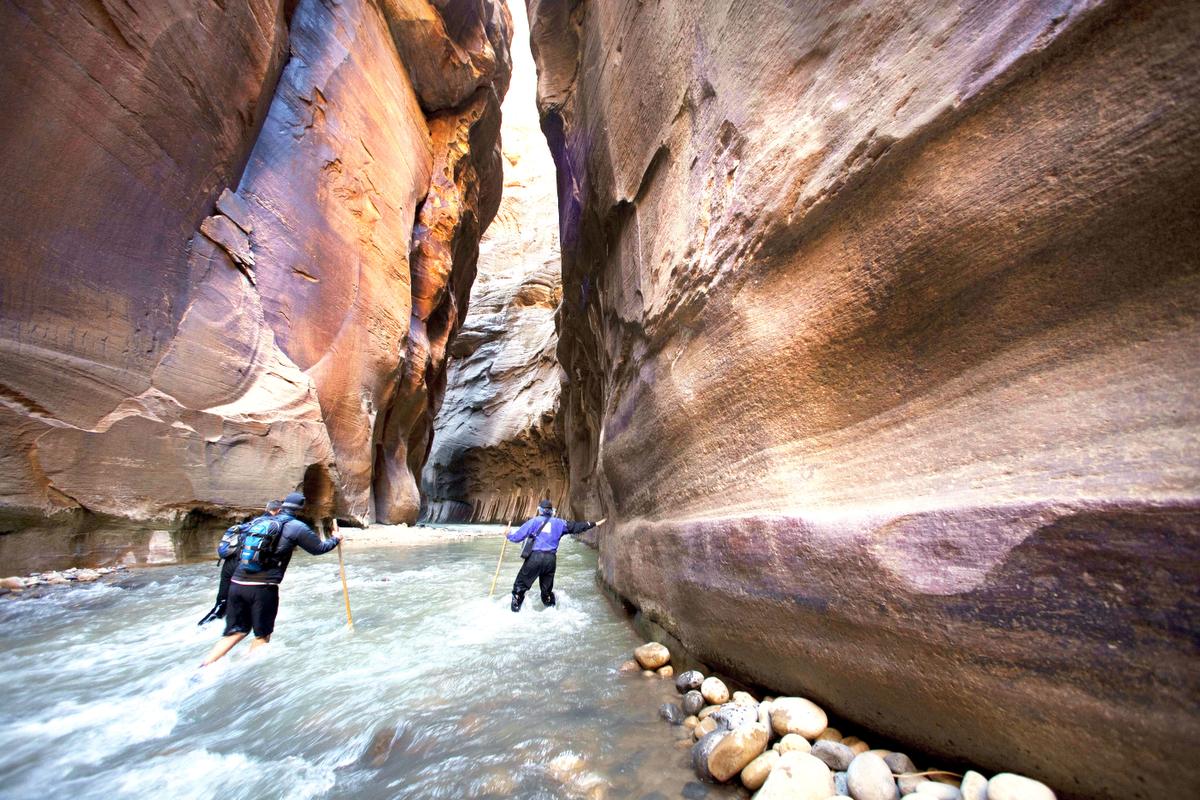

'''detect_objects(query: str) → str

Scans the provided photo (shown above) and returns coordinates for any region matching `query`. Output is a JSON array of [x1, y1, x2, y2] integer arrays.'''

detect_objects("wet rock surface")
[[529, 0, 1200, 796]]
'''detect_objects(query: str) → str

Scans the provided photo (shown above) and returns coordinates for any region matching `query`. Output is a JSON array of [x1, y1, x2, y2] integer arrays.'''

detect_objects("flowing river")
[[0, 526, 744, 799]]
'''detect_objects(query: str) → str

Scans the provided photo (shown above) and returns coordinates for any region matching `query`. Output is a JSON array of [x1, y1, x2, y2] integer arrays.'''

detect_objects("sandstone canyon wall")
[[0, 0, 511, 558], [422, 1, 565, 524], [528, 1, 1200, 798]]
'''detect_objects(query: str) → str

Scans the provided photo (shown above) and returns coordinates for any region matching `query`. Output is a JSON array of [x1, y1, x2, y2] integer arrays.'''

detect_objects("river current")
[[0, 526, 743, 799]]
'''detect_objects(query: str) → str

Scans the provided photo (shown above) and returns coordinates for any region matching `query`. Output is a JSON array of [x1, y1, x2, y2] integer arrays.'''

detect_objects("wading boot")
[[541, 591, 556, 608], [510, 591, 525, 612]]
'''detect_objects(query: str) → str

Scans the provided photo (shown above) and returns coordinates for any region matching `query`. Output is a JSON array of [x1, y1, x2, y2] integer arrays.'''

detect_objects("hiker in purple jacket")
[[507, 499, 604, 612]]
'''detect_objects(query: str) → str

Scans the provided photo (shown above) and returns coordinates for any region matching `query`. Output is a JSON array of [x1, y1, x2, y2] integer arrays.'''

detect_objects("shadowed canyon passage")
[[0, 1, 1198, 799]]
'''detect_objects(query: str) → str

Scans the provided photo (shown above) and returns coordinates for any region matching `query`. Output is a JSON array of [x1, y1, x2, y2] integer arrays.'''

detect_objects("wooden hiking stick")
[[332, 519, 354, 630], [488, 518, 514, 597]]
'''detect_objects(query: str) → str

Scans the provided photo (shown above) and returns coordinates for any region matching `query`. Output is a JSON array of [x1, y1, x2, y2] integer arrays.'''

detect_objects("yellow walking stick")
[[488, 518, 514, 598], [332, 519, 354, 630]]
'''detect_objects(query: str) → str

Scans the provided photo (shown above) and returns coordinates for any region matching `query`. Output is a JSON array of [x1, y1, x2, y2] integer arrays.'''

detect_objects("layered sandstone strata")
[[528, 1, 1200, 798], [0, 0, 510, 546], [423, 1, 565, 524]]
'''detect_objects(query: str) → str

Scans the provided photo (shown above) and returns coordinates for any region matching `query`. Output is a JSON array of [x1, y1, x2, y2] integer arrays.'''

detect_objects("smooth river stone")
[[754, 751, 836, 800], [777, 733, 812, 754], [987, 773, 1056, 800], [741, 750, 780, 791], [847, 752, 901, 800], [692, 730, 727, 782], [711, 703, 759, 732], [694, 718, 718, 739], [959, 771, 989, 800], [817, 727, 844, 742], [701, 676, 730, 705], [682, 690, 705, 715], [657, 665, 675, 678], [708, 722, 770, 782], [676, 670, 705, 693], [841, 736, 871, 755], [733, 691, 758, 705], [811, 739, 855, 771], [769, 697, 828, 739], [659, 703, 685, 725], [915, 781, 963, 800], [884, 753, 918, 776], [634, 642, 671, 669]]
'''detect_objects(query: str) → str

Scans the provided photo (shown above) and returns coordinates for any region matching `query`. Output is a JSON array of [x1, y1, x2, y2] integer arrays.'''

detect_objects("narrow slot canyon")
[[0, 1, 1197, 799]]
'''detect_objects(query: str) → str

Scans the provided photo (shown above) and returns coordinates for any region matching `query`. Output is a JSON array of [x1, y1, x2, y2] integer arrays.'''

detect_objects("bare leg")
[[249, 634, 272, 653], [201, 632, 247, 666]]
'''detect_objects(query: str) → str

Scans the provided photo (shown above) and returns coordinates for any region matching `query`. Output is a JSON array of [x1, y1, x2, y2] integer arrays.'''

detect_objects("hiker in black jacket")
[[197, 500, 282, 626], [200, 492, 341, 666]]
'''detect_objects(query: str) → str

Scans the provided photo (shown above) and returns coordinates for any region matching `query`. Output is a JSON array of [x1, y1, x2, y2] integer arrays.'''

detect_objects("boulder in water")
[[657, 665, 674, 678], [634, 642, 670, 669], [659, 703, 685, 725], [682, 690, 705, 715], [0, 577, 23, 590], [707, 722, 769, 782], [676, 670, 705, 693]]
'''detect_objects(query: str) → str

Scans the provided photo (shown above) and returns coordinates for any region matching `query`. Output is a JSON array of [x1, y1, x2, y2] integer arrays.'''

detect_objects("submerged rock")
[[659, 703, 685, 725], [706, 722, 769, 782], [634, 642, 670, 670]]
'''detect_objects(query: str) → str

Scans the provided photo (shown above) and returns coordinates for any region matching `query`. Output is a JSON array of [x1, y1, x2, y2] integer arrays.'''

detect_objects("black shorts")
[[223, 582, 279, 638]]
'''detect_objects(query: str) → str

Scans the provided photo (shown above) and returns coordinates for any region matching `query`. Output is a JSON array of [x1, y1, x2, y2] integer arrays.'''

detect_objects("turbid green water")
[[0, 526, 744, 799]]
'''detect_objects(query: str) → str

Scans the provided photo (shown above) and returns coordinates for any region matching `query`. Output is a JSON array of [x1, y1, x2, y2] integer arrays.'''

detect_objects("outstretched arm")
[[506, 519, 536, 542], [291, 522, 340, 555], [565, 518, 606, 535]]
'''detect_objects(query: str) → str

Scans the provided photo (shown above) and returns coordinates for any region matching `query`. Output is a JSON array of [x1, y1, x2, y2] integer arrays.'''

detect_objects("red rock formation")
[[528, 1, 1200, 797], [423, 0, 565, 524], [0, 0, 510, 543]]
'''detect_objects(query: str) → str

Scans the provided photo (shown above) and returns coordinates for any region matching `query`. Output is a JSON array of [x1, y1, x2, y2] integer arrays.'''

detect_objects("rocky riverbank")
[[630, 642, 1057, 800], [1, 566, 127, 597]]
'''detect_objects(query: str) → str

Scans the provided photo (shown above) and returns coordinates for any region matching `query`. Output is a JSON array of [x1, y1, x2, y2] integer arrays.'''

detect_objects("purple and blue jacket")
[[506, 514, 595, 553]]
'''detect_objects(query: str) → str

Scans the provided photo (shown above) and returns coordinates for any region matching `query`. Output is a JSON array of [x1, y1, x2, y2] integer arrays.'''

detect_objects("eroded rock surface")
[[528, 1, 1200, 798], [0, 0, 510, 541], [422, 1, 564, 524]]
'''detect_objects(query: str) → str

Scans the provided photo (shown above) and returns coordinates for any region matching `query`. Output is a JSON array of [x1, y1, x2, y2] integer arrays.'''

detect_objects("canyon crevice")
[[528, 1, 1200, 798], [0, 0, 511, 547], [422, 0, 565, 524]]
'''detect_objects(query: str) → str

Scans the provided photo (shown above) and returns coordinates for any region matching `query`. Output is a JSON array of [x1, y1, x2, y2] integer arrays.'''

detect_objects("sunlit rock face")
[[528, 1, 1200, 798], [0, 0, 510, 537], [422, 1, 565, 524]]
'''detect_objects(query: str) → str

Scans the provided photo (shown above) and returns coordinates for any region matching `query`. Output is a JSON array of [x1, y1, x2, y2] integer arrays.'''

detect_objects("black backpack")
[[520, 516, 552, 559], [238, 515, 285, 573]]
